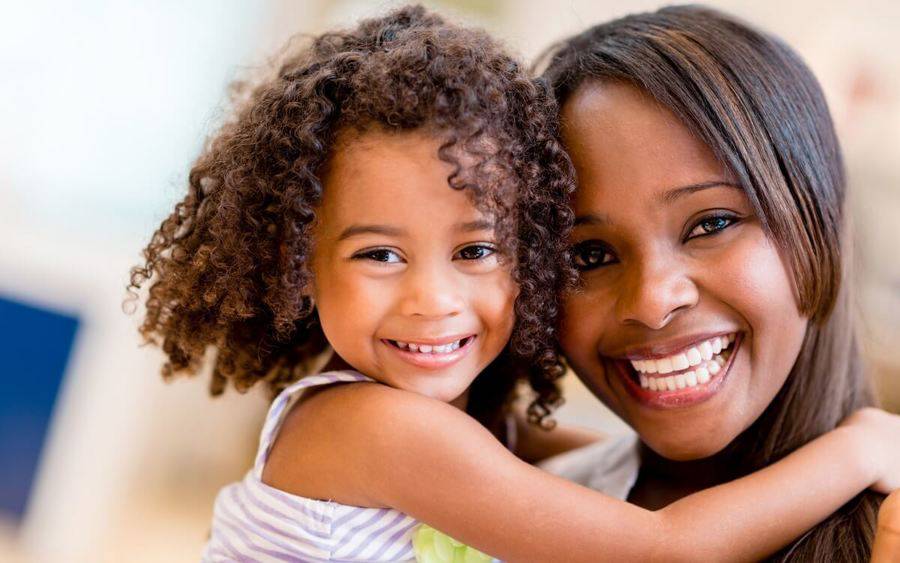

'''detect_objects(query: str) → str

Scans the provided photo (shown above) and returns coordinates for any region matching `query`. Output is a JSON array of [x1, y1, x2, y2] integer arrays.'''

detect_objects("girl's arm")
[[265, 384, 898, 563]]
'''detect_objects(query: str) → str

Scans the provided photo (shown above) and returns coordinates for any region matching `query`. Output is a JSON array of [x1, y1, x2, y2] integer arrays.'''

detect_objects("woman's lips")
[[610, 333, 742, 409], [381, 335, 476, 369]]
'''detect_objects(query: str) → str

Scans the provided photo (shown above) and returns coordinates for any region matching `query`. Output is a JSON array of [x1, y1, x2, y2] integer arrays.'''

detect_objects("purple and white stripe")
[[202, 371, 419, 562]]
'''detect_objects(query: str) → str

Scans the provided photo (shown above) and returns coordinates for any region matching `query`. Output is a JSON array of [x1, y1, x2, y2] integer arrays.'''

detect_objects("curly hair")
[[128, 5, 575, 432]]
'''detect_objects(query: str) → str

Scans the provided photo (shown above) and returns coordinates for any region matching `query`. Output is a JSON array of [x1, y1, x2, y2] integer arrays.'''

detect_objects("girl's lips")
[[610, 333, 743, 409], [381, 335, 476, 370]]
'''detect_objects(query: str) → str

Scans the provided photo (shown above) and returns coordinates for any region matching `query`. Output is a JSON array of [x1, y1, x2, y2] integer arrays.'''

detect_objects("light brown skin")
[[306, 128, 517, 408], [873, 490, 900, 562], [262, 127, 900, 562]]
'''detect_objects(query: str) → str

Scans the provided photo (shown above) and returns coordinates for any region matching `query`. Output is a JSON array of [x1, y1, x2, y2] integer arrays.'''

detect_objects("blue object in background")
[[0, 295, 78, 522]]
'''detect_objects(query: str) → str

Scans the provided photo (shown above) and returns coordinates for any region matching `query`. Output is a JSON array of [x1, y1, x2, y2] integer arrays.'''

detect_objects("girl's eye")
[[454, 244, 496, 261], [571, 241, 616, 271], [686, 214, 738, 240], [353, 248, 403, 264]]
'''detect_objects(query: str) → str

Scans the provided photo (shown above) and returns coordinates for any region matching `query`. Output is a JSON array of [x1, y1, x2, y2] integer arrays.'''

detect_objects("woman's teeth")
[[629, 334, 736, 392], [392, 338, 465, 354]]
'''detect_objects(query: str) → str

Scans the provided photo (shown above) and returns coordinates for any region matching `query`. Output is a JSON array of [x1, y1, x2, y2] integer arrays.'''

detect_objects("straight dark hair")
[[539, 5, 880, 561]]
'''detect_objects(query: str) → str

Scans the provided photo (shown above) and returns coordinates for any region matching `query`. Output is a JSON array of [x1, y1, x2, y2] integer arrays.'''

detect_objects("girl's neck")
[[627, 441, 742, 510]]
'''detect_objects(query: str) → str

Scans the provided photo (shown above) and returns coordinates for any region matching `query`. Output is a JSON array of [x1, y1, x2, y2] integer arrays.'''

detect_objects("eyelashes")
[[454, 244, 496, 261], [350, 243, 497, 265], [571, 240, 616, 271], [571, 212, 742, 272], [352, 248, 403, 264], [684, 213, 739, 240]]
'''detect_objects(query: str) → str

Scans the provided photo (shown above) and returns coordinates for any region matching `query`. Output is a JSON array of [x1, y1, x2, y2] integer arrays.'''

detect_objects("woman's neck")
[[627, 441, 743, 510]]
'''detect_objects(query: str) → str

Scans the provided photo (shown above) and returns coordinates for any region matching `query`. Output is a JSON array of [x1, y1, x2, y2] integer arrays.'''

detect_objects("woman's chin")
[[639, 428, 737, 461]]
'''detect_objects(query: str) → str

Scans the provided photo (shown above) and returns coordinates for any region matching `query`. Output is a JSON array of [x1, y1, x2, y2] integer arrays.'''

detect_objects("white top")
[[538, 433, 641, 500], [202, 371, 420, 562]]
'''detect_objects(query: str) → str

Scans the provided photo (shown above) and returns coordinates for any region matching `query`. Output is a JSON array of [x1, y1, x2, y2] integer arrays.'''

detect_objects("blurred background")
[[1, 0, 897, 561]]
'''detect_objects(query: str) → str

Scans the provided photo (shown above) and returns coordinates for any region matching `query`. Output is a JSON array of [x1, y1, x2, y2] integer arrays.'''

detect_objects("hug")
[[130, 4, 900, 561]]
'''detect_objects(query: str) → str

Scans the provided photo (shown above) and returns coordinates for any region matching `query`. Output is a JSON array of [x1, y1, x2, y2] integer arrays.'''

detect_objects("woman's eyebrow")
[[573, 213, 611, 226], [659, 181, 742, 204]]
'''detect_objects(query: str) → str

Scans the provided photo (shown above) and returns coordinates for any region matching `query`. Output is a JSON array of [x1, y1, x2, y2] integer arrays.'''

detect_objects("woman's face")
[[559, 81, 808, 460]]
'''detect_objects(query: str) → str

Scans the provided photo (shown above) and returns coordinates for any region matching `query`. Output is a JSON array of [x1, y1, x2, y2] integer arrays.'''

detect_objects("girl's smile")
[[381, 334, 477, 369], [310, 127, 517, 405]]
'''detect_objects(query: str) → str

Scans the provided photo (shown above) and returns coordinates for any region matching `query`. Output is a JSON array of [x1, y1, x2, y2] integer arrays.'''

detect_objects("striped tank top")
[[202, 371, 421, 562]]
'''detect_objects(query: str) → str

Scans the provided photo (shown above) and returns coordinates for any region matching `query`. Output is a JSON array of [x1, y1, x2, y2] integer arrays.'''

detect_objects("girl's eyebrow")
[[338, 224, 405, 240], [457, 219, 494, 232], [659, 181, 742, 204]]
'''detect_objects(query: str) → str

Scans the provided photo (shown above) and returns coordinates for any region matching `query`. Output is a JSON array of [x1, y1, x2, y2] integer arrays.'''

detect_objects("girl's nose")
[[399, 262, 465, 318], [615, 252, 698, 330]]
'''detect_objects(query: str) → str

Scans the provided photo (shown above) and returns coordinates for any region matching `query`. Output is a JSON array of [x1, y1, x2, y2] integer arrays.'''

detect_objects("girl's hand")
[[872, 490, 900, 562], [839, 407, 900, 494]]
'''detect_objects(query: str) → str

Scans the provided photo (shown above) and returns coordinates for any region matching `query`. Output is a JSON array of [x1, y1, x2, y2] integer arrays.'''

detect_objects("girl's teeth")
[[394, 339, 464, 354]]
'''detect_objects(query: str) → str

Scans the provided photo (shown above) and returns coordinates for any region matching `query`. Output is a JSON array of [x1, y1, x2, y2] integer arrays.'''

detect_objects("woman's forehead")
[[562, 82, 730, 210]]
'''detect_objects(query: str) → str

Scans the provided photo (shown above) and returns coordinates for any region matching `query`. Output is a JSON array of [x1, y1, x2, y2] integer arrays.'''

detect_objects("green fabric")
[[412, 524, 493, 563]]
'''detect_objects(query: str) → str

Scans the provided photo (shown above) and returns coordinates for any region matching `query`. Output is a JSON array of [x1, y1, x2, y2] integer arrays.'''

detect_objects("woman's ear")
[[872, 490, 900, 562]]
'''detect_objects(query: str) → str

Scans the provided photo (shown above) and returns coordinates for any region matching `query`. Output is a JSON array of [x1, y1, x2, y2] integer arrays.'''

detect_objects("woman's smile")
[[559, 80, 808, 460], [607, 332, 741, 408]]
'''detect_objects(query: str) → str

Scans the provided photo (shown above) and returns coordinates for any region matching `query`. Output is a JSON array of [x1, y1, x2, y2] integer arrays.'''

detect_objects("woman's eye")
[[571, 241, 615, 271], [687, 214, 738, 239], [354, 248, 402, 263], [455, 244, 496, 261]]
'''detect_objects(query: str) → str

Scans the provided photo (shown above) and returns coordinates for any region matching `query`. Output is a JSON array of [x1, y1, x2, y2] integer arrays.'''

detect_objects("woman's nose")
[[615, 252, 699, 329], [399, 262, 465, 318]]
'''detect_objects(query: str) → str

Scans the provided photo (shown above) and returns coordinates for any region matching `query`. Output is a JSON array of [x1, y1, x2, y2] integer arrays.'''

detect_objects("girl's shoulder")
[[260, 371, 478, 507]]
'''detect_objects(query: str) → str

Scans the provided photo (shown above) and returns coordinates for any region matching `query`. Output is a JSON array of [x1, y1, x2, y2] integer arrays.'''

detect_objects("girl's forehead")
[[316, 128, 495, 235]]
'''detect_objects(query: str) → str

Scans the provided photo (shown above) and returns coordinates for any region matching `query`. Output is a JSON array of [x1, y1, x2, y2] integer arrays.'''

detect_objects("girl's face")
[[559, 81, 808, 460], [310, 128, 517, 406]]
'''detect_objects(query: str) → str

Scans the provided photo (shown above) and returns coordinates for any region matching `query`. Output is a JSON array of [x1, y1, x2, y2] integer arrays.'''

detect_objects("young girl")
[[129, 6, 900, 562]]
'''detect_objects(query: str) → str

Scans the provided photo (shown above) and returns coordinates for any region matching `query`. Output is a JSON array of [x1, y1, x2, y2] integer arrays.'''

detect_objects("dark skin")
[[628, 443, 741, 510]]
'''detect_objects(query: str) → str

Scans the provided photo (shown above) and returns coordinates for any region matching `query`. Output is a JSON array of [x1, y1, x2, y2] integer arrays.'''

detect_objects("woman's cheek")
[[708, 227, 807, 409]]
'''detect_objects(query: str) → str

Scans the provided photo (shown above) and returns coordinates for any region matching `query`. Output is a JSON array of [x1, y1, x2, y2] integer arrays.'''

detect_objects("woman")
[[538, 6, 888, 560]]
